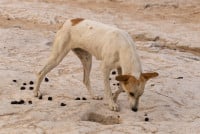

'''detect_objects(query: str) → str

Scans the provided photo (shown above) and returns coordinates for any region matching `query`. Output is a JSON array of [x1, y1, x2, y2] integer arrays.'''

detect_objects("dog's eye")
[[129, 92, 135, 97]]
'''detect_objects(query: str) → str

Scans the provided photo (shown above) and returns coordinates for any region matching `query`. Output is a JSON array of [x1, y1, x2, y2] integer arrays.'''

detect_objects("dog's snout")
[[132, 107, 138, 112]]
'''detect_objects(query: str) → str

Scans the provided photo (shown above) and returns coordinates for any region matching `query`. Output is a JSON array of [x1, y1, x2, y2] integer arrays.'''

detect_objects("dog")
[[34, 18, 158, 112]]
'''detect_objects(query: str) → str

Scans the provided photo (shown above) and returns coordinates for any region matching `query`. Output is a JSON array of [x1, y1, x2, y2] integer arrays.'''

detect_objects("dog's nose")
[[132, 107, 138, 112]]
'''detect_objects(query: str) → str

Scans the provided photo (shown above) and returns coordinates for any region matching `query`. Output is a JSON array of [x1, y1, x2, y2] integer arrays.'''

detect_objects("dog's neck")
[[120, 47, 142, 80]]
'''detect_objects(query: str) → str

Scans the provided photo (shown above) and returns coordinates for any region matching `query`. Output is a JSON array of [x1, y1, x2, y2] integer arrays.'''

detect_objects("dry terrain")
[[0, 0, 200, 133]]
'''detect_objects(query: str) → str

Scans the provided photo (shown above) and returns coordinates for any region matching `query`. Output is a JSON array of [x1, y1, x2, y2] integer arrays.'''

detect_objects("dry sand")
[[0, 0, 200, 133]]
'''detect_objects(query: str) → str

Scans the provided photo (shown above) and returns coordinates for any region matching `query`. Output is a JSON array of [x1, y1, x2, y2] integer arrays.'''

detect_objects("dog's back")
[[62, 18, 135, 61]]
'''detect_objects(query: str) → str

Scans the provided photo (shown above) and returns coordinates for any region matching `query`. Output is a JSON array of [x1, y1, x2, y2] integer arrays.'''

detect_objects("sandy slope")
[[0, 0, 200, 133]]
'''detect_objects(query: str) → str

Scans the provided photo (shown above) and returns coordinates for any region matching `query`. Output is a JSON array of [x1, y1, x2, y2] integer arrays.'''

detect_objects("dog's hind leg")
[[34, 28, 70, 97], [73, 48, 102, 100]]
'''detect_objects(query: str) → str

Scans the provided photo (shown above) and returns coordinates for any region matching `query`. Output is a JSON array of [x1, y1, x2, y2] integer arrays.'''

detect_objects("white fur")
[[34, 18, 142, 111]]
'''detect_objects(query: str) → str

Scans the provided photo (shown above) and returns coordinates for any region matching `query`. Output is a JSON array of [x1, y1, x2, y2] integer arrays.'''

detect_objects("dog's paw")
[[109, 102, 120, 112], [34, 90, 41, 98], [92, 96, 103, 100], [112, 93, 118, 102]]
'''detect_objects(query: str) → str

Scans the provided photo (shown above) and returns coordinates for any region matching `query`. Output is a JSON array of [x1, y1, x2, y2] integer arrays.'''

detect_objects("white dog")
[[34, 18, 158, 112]]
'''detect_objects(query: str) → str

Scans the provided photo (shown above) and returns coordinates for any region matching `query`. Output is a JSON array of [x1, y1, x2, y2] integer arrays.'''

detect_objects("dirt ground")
[[0, 0, 200, 133]]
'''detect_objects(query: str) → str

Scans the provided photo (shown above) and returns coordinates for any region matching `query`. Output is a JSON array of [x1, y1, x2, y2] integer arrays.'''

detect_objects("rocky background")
[[0, 0, 200, 133]]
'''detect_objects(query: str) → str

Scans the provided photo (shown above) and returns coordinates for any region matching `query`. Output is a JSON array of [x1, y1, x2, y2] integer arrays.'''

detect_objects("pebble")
[[60, 103, 66, 106]]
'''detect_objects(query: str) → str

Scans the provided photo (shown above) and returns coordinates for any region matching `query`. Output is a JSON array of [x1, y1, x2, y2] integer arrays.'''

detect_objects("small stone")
[[48, 97, 53, 101], [28, 101, 32, 104], [29, 87, 34, 90], [39, 95, 43, 100], [111, 71, 116, 75], [11, 101, 18, 104], [82, 97, 87, 100], [44, 77, 49, 82], [75, 97, 81, 100], [60, 103, 66, 106], [29, 81, 34, 85], [23, 83, 27, 85], [145, 117, 149, 122], [13, 80, 17, 83], [20, 86, 26, 90]]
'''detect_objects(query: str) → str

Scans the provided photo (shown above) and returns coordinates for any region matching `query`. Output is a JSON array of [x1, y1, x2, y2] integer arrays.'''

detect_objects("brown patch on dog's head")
[[71, 18, 84, 26]]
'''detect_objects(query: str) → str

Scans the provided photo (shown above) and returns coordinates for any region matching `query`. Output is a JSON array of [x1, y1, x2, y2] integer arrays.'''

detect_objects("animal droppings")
[[48, 97, 53, 101], [23, 83, 27, 85], [44, 77, 49, 82], [60, 103, 66, 106], [11, 101, 18, 104], [176, 77, 183, 79], [75, 97, 81, 100], [20, 86, 26, 90], [29, 81, 34, 85], [39, 95, 43, 100], [13, 80, 17, 83], [82, 97, 87, 100], [111, 71, 116, 75], [28, 101, 32, 104], [29, 87, 34, 90], [145, 117, 149, 122], [18, 100, 25, 104]]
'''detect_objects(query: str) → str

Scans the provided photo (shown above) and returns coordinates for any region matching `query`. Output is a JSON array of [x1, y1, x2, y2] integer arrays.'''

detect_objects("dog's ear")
[[116, 75, 131, 82], [141, 72, 159, 81]]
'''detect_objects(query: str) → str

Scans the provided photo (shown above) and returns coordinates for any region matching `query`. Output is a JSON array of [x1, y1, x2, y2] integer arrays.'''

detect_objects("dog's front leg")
[[101, 65, 119, 111]]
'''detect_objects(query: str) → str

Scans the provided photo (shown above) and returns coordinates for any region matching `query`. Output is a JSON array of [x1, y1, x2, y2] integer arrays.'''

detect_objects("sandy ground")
[[0, 0, 200, 133]]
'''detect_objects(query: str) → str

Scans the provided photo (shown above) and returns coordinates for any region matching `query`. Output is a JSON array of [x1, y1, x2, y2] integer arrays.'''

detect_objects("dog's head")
[[116, 72, 158, 112]]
